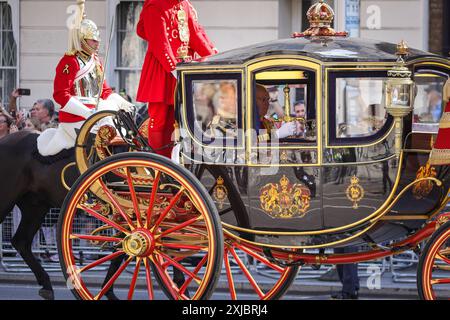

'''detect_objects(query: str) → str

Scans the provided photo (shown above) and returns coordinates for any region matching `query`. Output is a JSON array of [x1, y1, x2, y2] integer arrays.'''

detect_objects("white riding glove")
[[275, 121, 297, 139], [97, 93, 135, 113]]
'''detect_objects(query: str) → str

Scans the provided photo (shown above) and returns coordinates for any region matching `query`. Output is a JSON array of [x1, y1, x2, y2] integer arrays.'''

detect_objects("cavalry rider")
[[38, 0, 133, 156], [136, 0, 218, 158]]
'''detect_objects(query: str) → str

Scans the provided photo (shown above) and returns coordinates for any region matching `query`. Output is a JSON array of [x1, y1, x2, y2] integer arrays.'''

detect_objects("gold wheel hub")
[[122, 229, 154, 257]]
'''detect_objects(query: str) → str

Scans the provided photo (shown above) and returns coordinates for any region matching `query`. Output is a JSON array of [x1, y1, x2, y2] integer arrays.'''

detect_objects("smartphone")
[[17, 88, 31, 96]]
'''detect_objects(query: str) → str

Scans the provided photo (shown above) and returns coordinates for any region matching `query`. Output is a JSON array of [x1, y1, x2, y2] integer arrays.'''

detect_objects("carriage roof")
[[183, 37, 441, 67]]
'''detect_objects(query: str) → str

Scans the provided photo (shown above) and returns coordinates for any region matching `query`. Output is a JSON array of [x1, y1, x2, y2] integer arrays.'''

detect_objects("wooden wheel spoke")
[[431, 278, 450, 285], [79, 205, 129, 235], [224, 248, 237, 300], [158, 216, 204, 238], [146, 170, 161, 229], [179, 255, 208, 295], [79, 251, 125, 274], [229, 247, 265, 299], [149, 256, 180, 300], [152, 188, 185, 231], [126, 168, 143, 228], [158, 242, 206, 251], [128, 258, 142, 300], [70, 234, 121, 243], [436, 253, 450, 265], [156, 251, 201, 283], [233, 242, 284, 273], [98, 179, 136, 230], [94, 256, 132, 300], [143, 258, 154, 300]]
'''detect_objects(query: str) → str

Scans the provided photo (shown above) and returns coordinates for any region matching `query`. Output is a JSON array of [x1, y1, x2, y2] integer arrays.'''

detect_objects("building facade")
[[0, 0, 441, 111]]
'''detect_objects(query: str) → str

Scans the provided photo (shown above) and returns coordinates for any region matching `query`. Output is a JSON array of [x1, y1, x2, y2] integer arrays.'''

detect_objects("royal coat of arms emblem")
[[259, 175, 311, 219]]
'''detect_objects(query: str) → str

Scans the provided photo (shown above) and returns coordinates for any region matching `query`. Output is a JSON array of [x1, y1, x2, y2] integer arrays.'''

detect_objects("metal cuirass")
[[73, 53, 103, 99]]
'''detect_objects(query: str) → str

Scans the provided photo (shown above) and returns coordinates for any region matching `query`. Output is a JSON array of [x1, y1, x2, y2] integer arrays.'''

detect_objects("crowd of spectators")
[[0, 89, 59, 141]]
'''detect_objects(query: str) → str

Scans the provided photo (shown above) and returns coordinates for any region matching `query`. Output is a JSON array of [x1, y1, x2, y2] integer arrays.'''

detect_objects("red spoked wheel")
[[417, 220, 450, 300], [222, 234, 299, 300], [57, 152, 223, 300]]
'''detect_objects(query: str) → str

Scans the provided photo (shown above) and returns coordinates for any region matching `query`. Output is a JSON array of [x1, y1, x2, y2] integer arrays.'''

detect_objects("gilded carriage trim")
[[246, 58, 322, 165], [346, 176, 365, 209], [381, 215, 429, 220], [221, 170, 442, 236], [324, 67, 396, 149], [259, 175, 311, 219], [439, 112, 450, 129], [429, 148, 450, 165], [212, 176, 228, 209], [94, 125, 117, 161], [176, 55, 449, 74], [180, 69, 246, 150], [222, 223, 376, 250], [413, 161, 437, 199], [435, 214, 450, 230], [75, 110, 118, 175], [61, 162, 76, 191]]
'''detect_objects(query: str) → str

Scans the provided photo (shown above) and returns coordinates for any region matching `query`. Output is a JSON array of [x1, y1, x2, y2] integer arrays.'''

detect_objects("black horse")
[[0, 130, 78, 299]]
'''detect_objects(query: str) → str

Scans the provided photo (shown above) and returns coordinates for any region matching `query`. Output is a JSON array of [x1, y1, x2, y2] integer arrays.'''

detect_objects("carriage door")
[[244, 61, 324, 233]]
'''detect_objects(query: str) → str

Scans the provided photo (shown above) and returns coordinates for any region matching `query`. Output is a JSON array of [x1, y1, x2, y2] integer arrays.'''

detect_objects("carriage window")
[[192, 80, 239, 139], [412, 75, 446, 133], [253, 69, 316, 144], [335, 78, 387, 139]]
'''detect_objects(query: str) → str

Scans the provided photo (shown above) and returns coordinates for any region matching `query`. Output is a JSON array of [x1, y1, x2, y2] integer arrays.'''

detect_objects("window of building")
[[0, 2, 16, 108], [116, 1, 146, 102]]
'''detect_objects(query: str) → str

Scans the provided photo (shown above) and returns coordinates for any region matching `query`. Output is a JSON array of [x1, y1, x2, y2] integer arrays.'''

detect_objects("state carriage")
[[56, 2, 450, 300]]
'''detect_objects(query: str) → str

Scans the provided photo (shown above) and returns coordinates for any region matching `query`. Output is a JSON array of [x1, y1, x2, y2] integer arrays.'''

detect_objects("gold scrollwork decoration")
[[260, 175, 311, 219], [346, 175, 364, 209], [413, 161, 437, 199]]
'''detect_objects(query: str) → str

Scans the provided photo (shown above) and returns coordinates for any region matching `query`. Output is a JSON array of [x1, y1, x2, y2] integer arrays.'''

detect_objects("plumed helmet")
[[80, 18, 101, 42], [67, 0, 101, 55]]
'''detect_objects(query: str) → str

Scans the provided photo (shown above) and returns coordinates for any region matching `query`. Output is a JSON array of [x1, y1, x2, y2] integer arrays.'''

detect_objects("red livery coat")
[[53, 54, 113, 123], [430, 101, 450, 165], [136, 0, 216, 104]]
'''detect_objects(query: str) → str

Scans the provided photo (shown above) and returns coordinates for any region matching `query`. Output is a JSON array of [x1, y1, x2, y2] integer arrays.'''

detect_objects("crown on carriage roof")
[[307, 0, 334, 27], [292, 0, 348, 38]]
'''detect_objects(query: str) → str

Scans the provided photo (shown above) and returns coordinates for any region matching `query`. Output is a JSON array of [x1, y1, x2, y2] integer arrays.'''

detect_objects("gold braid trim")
[[439, 112, 450, 129], [429, 148, 450, 165]]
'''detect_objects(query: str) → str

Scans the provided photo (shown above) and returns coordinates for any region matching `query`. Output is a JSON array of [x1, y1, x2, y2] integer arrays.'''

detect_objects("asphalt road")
[[0, 282, 414, 300]]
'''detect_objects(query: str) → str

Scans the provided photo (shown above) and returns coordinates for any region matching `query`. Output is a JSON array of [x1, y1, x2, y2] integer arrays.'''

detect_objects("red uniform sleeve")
[[187, 5, 216, 57], [139, 5, 178, 73], [53, 55, 78, 108], [101, 80, 113, 100]]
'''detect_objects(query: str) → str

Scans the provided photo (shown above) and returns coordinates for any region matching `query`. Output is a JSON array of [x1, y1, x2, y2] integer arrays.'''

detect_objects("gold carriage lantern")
[[385, 40, 415, 159]]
